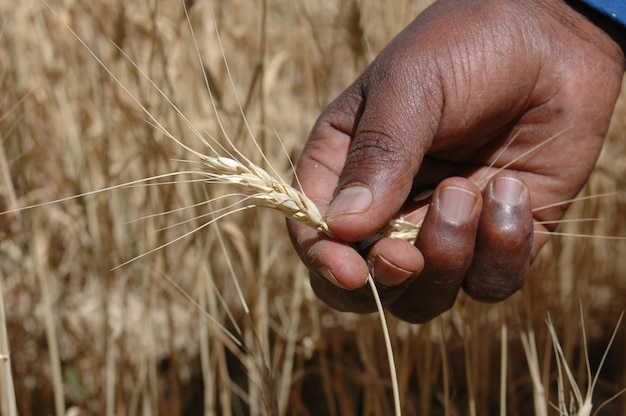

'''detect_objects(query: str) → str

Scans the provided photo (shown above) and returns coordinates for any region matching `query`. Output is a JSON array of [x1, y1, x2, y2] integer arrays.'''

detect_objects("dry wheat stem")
[[546, 308, 625, 416], [155, 268, 244, 349]]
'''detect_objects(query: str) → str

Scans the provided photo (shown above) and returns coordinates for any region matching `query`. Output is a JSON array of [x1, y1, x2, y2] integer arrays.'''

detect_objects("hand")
[[287, 0, 625, 323]]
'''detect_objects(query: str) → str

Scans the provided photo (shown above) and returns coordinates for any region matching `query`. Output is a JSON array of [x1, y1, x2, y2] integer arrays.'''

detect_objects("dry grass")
[[1, 0, 626, 415]]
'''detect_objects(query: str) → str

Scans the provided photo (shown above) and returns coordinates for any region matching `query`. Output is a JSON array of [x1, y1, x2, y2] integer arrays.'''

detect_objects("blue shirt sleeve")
[[577, 0, 626, 27]]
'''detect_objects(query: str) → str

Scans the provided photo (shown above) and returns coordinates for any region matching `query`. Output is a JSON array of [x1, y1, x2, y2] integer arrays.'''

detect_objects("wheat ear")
[[193, 155, 332, 236]]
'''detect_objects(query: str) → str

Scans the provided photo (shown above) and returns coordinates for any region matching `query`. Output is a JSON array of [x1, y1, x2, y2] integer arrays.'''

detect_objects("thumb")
[[324, 70, 442, 242]]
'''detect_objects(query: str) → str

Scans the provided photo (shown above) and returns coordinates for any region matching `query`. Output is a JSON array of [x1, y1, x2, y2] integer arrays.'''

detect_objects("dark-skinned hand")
[[287, 0, 625, 323]]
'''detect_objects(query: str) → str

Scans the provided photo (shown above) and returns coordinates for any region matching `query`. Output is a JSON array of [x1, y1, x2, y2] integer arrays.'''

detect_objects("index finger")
[[287, 87, 372, 291], [294, 87, 362, 205]]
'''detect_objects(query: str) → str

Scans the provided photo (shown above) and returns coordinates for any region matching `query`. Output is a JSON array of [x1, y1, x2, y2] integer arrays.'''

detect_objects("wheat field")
[[1, 0, 626, 415]]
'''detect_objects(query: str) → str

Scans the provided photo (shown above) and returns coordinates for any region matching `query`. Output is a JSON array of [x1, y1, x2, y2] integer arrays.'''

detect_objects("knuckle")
[[340, 129, 417, 190], [347, 130, 411, 167]]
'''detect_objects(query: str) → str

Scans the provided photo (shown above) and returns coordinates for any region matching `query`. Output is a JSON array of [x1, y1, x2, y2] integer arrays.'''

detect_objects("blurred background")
[[1, 0, 625, 414]]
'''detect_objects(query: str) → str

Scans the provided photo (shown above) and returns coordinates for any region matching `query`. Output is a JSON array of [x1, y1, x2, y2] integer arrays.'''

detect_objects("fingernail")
[[326, 185, 373, 217], [437, 186, 477, 222], [319, 266, 366, 290], [319, 266, 344, 288], [320, 267, 341, 287], [492, 177, 525, 204], [372, 254, 413, 287]]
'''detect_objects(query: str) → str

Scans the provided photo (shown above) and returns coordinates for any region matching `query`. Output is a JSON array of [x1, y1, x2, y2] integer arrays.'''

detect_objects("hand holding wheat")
[[3, 0, 625, 414], [288, 0, 625, 323]]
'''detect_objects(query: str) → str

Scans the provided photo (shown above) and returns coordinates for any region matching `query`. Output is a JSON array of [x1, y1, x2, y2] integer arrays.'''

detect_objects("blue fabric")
[[578, 0, 626, 27]]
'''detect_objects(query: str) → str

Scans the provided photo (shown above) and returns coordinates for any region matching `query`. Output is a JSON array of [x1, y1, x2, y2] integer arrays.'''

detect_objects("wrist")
[[564, 0, 626, 62]]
